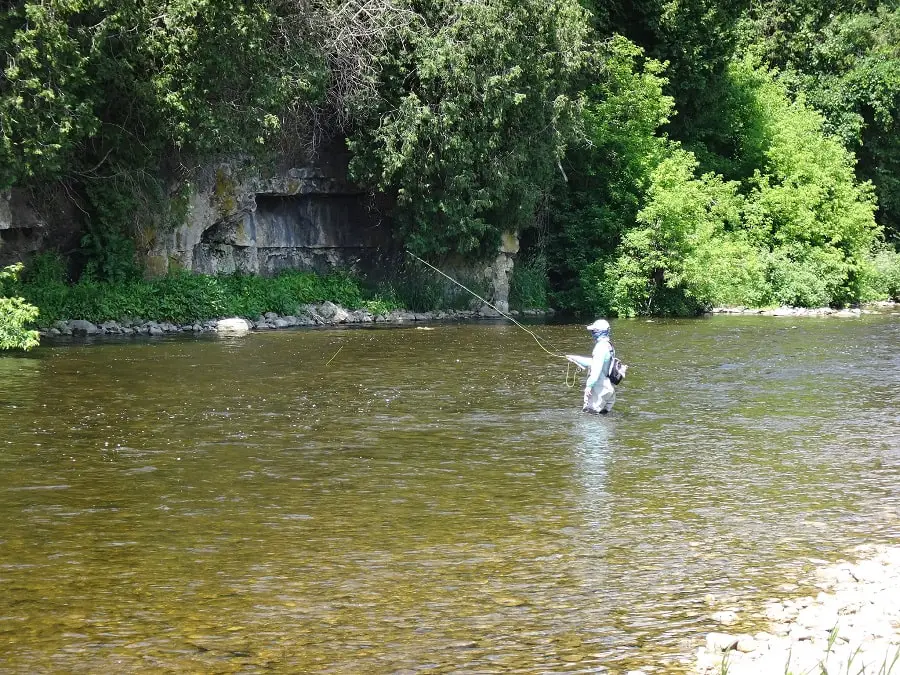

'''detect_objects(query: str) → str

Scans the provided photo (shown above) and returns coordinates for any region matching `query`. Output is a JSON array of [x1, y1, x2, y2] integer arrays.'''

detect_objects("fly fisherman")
[[582, 319, 616, 415]]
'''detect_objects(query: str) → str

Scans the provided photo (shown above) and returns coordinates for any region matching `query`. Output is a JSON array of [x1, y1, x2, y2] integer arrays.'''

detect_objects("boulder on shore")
[[216, 317, 252, 334]]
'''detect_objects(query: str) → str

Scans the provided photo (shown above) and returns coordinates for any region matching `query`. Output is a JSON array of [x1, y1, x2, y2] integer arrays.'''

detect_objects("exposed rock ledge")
[[40, 302, 554, 338], [695, 545, 900, 674]]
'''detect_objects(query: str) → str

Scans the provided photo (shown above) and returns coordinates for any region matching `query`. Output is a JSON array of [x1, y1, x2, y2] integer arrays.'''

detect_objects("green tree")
[[591, 0, 747, 148], [348, 0, 592, 257], [605, 149, 755, 316], [738, 1, 900, 241], [729, 59, 880, 307], [0, 1, 99, 186], [547, 35, 674, 312]]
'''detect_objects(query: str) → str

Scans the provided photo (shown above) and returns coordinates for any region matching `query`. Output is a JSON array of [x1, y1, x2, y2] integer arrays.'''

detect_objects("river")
[[1, 315, 898, 673]]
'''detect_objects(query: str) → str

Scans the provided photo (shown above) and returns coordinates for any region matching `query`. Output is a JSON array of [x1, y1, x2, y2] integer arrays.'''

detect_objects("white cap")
[[585, 319, 610, 332]]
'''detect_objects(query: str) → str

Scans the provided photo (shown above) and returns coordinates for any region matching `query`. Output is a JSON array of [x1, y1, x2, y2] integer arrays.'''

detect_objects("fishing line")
[[406, 251, 568, 361], [325, 344, 343, 366], [565, 361, 583, 388]]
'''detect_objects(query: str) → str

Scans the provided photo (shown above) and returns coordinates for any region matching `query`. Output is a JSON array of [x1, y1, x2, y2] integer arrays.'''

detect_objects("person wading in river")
[[582, 319, 616, 415]]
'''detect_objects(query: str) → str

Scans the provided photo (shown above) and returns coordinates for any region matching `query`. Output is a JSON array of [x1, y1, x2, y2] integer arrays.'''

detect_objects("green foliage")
[[369, 260, 488, 313], [126, 0, 315, 154], [348, 0, 592, 257], [598, 0, 746, 145], [731, 58, 880, 306], [22, 251, 68, 285], [2, 0, 898, 321], [738, 2, 900, 240], [548, 36, 674, 313], [605, 150, 751, 316], [509, 256, 549, 310], [361, 295, 400, 317], [570, 56, 880, 317], [0, 2, 100, 186], [217, 270, 363, 319], [79, 181, 145, 283], [861, 245, 900, 301], [0, 264, 40, 351], [16, 268, 373, 327], [0, 0, 320, 183]]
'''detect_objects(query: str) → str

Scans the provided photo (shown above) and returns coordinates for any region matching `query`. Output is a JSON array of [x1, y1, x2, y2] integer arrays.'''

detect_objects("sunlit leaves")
[[0, 264, 40, 350]]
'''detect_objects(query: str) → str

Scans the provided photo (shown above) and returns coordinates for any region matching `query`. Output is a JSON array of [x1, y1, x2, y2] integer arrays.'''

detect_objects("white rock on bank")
[[216, 317, 252, 334]]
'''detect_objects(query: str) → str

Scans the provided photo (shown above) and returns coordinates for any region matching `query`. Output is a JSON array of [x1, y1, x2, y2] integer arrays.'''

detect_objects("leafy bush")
[[861, 245, 900, 301], [729, 58, 880, 306], [22, 252, 68, 285], [16, 268, 377, 327], [0, 264, 40, 351], [765, 244, 850, 308], [605, 150, 749, 316], [509, 256, 549, 310], [361, 294, 401, 317]]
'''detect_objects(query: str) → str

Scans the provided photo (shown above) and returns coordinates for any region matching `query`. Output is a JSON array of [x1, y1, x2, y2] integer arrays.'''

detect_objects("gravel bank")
[[696, 545, 900, 674]]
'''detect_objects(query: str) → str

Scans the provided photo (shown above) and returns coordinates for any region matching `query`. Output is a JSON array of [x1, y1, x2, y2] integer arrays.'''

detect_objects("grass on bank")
[[9, 270, 396, 328], [0, 252, 515, 350], [0, 254, 405, 339], [714, 629, 900, 675]]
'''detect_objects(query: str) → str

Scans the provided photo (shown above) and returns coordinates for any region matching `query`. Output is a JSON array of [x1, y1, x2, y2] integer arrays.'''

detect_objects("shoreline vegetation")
[[695, 545, 900, 675], [0, 255, 896, 348], [0, 260, 556, 347], [33, 299, 900, 341], [40, 303, 556, 339]]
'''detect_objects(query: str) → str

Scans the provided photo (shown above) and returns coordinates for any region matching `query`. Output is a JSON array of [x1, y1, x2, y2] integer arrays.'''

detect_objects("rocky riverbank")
[[37, 300, 899, 339], [40, 301, 555, 338], [695, 545, 900, 674], [710, 300, 899, 317]]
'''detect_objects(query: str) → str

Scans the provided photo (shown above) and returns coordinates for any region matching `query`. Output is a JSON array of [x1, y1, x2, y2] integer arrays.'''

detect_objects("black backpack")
[[608, 356, 628, 385]]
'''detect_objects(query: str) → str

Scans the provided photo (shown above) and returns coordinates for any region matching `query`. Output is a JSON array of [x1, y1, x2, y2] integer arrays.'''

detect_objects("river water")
[[1, 315, 898, 673]]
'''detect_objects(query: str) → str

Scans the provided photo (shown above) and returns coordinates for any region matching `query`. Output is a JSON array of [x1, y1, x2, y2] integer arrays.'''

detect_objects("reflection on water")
[[0, 316, 898, 673]]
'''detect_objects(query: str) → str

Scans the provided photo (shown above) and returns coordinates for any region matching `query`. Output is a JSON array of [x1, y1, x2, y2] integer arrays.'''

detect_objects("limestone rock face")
[[145, 158, 392, 280], [434, 231, 520, 314], [3, 142, 522, 314], [485, 236, 517, 314], [0, 189, 45, 266]]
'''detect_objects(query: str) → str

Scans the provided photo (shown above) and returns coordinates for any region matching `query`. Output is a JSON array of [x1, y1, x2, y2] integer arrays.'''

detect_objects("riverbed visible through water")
[[1, 315, 898, 673]]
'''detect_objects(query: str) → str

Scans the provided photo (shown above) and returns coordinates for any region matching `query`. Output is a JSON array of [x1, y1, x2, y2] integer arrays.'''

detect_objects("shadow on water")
[[0, 315, 898, 672]]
